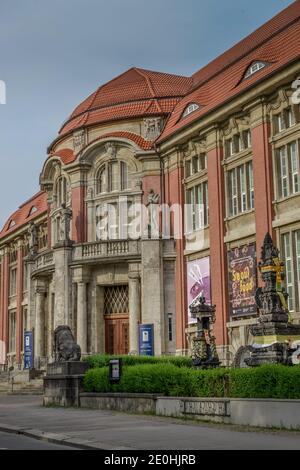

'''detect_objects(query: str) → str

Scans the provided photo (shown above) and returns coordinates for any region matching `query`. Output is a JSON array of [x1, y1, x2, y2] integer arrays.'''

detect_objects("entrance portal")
[[104, 285, 129, 355]]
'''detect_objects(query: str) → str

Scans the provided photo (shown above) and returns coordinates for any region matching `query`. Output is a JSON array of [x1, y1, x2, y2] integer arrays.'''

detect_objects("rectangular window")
[[275, 108, 296, 134], [8, 311, 16, 353], [239, 165, 247, 213], [121, 162, 129, 190], [9, 268, 17, 297], [22, 307, 28, 350], [228, 168, 238, 216], [185, 160, 191, 178], [242, 130, 252, 150], [277, 141, 300, 199], [23, 262, 28, 292], [247, 161, 255, 210], [228, 161, 254, 217], [168, 314, 173, 342], [289, 142, 299, 194], [281, 231, 300, 313], [109, 162, 119, 192], [282, 233, 294, 311], [185, 181, 209, 233]]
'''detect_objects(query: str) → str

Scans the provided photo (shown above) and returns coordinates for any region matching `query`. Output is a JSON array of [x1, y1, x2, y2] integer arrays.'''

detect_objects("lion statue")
[[53, 326, 81, 363]]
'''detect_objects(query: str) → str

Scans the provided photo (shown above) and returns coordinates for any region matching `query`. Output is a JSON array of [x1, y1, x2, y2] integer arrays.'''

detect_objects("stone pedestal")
[[43, 361, 90, 407], [245, 233, 300, 367]]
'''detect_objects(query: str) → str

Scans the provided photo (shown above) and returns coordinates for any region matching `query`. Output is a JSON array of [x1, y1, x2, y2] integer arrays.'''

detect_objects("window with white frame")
[[96, 161, 130, 195], [8, 311, 16, 353], [185, 181, 209, 233], [56, 176, 69, 207], [226, 131, 251, 157], [185, 154, 207, 178], [96, 200, 135, 241], [182, 103, 200, 118], [244, 61, 266, 79], [276, 140, 300, 199], [274, 107, 297, 134], [281, 230, 300, 312], [227, 161, 254, 217]]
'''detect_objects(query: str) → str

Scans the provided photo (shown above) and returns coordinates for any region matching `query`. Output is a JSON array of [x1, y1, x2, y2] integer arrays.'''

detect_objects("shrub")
[[83, 354, 193, 369], [83, 363, 300, 399]]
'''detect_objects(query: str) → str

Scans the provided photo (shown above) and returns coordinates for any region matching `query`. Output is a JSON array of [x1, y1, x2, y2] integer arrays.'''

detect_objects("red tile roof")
[[192, 0, 300, 88], [158, 1, 300, 142], [80, 131, 154, 153], [59, 68, 192, 137], [0, 191, 48, 240], [50, 148, 76, 165]]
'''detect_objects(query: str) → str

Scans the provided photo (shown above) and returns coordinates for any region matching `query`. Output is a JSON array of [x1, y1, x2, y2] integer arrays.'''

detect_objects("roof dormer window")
[[28, 206, 38, 217], [182, 103, 200, 118], [244, 61, 267, 79], [7, 220, 16, 230]]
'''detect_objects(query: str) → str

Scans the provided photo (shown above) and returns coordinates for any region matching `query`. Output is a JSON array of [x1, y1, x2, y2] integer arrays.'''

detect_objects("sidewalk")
[[0, 395, 300, 450]]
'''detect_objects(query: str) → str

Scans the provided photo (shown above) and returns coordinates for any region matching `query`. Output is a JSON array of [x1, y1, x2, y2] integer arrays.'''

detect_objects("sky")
[[0, 0, 293, 226]]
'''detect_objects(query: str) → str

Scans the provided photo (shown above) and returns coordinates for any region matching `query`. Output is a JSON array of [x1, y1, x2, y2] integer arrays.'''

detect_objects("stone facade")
[[1, 4, 300, 369]]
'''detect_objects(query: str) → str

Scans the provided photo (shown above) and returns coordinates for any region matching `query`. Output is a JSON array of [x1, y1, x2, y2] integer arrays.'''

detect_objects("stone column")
[[16, 239, 24, 367], [141, 239, 164, 356], [206, 128, 229, 351], [0, 246, 9, 367], [53, 244, 73, 328], [247, 100, 274, 253], [77, 281, 88, 355], [35, 280, 47, 363], [129, 271, 141, 354], [73, 266, 90, 356]]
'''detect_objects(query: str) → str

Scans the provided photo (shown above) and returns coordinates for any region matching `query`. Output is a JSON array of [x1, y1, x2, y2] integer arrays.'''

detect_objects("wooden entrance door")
[[104, 285, 129, 355], [105, 316, 129, 355]]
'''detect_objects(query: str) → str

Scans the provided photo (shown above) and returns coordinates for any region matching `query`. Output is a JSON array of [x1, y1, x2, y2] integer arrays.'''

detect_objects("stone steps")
[[0, 378, 44, 395]]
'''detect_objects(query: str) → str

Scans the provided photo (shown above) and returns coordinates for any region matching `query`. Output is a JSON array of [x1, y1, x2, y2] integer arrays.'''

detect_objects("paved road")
[[0, 431, 74, 450], [0, 395, 299, 450]]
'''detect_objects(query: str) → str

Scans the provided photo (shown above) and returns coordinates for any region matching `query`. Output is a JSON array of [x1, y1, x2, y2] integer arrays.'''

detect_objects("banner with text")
[[228, 244, 257, 318]]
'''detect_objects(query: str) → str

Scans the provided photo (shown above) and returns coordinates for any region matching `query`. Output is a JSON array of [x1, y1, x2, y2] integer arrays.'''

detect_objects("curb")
[[0, 423, 124, 450]]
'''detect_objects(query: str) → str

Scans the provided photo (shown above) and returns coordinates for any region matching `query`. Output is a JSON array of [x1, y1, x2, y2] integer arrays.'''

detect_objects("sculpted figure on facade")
[[73, 129, 86, 153], [28, 222, 38, 258], [146, 189, 160, 238], [143, 118, 163, 140], [59, 203, 73, 242], [105, 142, 117, 159]]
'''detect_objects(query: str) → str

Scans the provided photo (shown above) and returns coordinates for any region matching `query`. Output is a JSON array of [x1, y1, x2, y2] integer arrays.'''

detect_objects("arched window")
[[96, 167, 107, 194], [96, 161, 131, 195], [56, 176, 69, 206]]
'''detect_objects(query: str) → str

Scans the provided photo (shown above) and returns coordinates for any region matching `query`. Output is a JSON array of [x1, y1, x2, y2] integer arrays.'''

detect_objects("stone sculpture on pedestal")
[[190, 297, 220, 368], [245, 233, 300, 367], [53, 326, 81, 363]]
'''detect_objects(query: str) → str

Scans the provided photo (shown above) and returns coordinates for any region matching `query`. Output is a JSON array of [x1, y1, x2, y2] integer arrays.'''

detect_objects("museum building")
[[1, 1, 300, 369]]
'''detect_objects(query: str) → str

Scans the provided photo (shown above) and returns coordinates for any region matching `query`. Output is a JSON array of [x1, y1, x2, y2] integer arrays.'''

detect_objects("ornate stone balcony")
[[31, 251, 54, 275], [73, 240, 141, 262]]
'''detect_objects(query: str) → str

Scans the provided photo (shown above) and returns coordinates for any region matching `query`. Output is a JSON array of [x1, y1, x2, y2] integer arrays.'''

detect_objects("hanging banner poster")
[[228, 244, 258, 318], [187, 257, 211, 324]]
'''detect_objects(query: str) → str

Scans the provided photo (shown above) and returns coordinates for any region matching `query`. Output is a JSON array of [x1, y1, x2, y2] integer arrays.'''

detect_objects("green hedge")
[[83, 364, 300, 399], [83, 354, 193, 369]]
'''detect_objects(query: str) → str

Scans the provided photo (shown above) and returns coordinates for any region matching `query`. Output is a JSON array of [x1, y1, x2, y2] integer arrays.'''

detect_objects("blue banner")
[[24, 331, 34, 370], [138, 324, 154, 356]]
